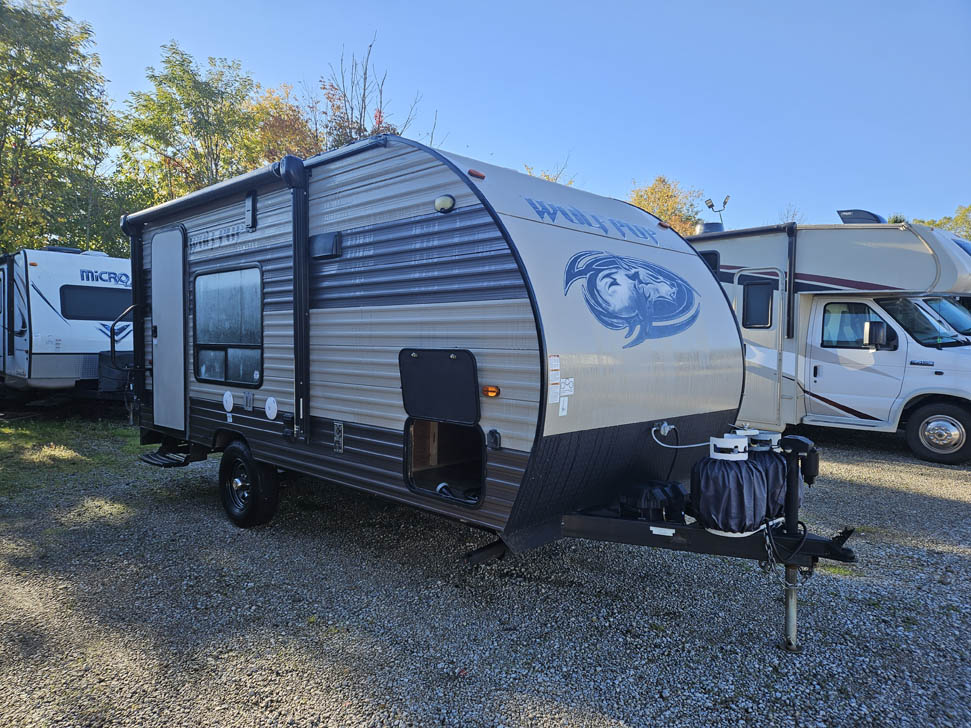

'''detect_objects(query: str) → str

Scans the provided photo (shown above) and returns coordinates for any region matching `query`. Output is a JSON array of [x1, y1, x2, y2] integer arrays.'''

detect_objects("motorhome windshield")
[[876, 297, 969, 347], [923, 297, 971, 335]]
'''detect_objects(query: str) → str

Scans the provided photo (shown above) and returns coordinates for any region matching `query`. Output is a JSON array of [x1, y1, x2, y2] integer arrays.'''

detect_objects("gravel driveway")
[[0, 414, 968, 727]]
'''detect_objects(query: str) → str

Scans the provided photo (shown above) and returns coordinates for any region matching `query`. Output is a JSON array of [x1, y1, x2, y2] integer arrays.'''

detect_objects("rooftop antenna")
[[705, 195, 730, 225]]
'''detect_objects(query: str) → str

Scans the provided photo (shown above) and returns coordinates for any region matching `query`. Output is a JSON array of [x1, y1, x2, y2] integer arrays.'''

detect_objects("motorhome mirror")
[[863, 320, 888, 348]]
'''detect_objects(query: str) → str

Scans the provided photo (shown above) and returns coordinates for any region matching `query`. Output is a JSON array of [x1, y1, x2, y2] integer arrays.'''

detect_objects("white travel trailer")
[[690, 219, 971, 463], [0, 247, 134, 393], [122, 136, 855, 646]]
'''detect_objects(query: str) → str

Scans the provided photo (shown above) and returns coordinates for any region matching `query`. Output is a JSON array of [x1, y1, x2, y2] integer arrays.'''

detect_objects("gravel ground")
[[0, 411, 969, 728]]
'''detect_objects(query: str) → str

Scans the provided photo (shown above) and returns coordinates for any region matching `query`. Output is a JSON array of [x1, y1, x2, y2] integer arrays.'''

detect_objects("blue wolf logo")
[[564, 251, 700, 348]]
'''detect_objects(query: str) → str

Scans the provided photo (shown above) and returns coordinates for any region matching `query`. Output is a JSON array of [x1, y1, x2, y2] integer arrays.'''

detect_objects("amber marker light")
[[468, 169, 486, 180], [482, 385, 500, 398], [657, 220, 672, 228], [29, 261, 39, 266]]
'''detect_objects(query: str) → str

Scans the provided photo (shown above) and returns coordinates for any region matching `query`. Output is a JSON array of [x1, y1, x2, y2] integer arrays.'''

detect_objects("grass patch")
[[818, 564, 856, 577], [0, 416, 148, 496]]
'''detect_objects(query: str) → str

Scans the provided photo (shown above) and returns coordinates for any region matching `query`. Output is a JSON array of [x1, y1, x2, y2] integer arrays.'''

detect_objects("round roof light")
[[434, 194, 456, 213]]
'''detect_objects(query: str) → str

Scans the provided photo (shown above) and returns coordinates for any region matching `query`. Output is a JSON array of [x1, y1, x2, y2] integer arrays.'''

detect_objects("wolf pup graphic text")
[[564, 251, 701, 348]]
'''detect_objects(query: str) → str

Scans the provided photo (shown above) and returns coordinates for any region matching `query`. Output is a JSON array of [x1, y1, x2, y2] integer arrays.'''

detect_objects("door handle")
[[813, 365, 819, 378], [152, 325, 158, 338]]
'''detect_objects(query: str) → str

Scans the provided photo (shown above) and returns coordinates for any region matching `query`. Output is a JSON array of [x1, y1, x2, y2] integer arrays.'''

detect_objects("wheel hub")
[[228, 464, 251, 508], [919, 415, 966, 454]]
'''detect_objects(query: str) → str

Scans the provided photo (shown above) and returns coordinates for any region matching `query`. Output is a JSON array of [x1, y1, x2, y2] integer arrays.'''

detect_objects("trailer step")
[[139, 444, 209, 468]]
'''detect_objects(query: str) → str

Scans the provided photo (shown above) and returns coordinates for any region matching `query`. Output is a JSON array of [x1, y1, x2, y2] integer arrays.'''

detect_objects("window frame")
[[192, 265, 264, 389], [741, 280, 774, 329], [820, 301, 898, 351]]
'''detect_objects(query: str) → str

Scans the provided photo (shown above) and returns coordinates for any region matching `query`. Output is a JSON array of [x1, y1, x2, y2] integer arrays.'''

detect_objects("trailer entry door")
[[150, 228, 186, 432]]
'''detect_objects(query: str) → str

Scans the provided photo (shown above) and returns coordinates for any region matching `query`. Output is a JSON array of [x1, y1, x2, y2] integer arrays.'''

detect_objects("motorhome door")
[[806, 298, 905, 423], [150, 228, 187, 432], [733, 268, 785, 428]]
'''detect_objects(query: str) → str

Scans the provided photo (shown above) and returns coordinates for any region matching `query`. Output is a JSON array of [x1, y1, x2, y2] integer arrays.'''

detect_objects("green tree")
[[122, 42, 260, 202], [0, 0, 124, 254], [628, 176, 703, 237], [913, 204, 971, 239], [250, 84, 324, 164]]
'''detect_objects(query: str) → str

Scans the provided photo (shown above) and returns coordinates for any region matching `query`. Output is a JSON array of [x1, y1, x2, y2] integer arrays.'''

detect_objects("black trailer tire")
[[219, 440, 279, 527], [905, 402, 971, 464]]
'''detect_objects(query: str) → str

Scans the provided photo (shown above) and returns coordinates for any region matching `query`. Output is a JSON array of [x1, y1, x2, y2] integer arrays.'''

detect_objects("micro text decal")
[[564, 251, 700, 348], [80, 270, 131, 287]]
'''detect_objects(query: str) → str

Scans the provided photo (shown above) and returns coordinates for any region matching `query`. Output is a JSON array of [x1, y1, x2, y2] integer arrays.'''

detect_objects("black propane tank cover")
[[690, 457, 768, 534], [748, 449, 790, 520]]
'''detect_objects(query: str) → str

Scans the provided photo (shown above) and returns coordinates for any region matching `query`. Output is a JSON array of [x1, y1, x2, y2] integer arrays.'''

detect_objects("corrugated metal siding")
[[307, 144, 479, 236], [139, 183, 295, 430], [189, 396, 529, 531], [309, 299, 539, 451], [302, 140, 541, 528], [310, 206, 527, 308]]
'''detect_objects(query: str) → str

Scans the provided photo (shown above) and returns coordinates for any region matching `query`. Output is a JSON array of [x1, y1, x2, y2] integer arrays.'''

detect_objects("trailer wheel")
[[219, 441, 279, 527], [905, 402, 971, 464]]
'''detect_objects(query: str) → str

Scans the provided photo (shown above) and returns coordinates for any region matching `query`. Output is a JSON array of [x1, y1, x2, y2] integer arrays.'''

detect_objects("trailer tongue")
[[560, 434, 855, 652]]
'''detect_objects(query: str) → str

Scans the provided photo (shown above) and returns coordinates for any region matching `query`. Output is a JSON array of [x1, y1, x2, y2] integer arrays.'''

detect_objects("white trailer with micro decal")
[[0, 246, 133, 394], [122, 135, 856, 647], [690, 216, 971, 463]]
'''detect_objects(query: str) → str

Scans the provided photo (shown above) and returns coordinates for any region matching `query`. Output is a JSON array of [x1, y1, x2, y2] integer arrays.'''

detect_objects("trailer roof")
[[688, 222, 911, 243]]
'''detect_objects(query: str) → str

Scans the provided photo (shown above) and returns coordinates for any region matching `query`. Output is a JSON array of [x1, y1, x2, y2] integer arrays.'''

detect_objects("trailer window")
[[408, 419, 483, 506], [194, 268, 262, 387], [742, 282, 773, 328], [821, 302, 897, 349], [59, 285, 132, 322]]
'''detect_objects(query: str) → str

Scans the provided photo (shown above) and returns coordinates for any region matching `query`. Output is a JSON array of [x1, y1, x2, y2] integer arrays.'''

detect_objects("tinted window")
[[194, 268, 262, 386], [742, 282, 773, 328], [59, 285, 132, 321], [195, 269, 261, 345], [822, 302, 895, 349]]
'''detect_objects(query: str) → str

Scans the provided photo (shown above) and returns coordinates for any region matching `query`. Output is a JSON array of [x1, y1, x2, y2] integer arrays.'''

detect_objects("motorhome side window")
[[59, 285, 132, 321], [821, 302, 895, 349], [194, 268, 262, 387], [742, 281, 773, 328]]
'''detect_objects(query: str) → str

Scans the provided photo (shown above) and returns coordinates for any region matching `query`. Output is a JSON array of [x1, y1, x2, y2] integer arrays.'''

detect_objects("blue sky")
[[65, 0, 970, 229]]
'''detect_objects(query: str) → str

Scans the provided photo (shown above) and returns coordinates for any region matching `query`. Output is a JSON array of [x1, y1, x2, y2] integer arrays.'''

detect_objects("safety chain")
[[759, 524, 814, 588]]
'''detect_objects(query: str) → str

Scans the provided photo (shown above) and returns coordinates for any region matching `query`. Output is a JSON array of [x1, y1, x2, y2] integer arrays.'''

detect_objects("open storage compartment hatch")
[[408, 419, 484, 505]]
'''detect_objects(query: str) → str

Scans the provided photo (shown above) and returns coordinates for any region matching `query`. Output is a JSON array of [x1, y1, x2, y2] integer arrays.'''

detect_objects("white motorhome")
[[690, 218, 971, 463], [0, 247, 133, 393]]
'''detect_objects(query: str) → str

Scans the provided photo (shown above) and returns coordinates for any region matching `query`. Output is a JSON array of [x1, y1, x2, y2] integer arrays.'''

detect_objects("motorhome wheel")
[[905, 402, 971, 465], [219, 441, 280, 527]]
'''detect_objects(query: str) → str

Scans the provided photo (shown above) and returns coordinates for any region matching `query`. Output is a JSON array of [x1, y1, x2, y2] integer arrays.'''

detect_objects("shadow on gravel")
[[1, 420, 970, 726]]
